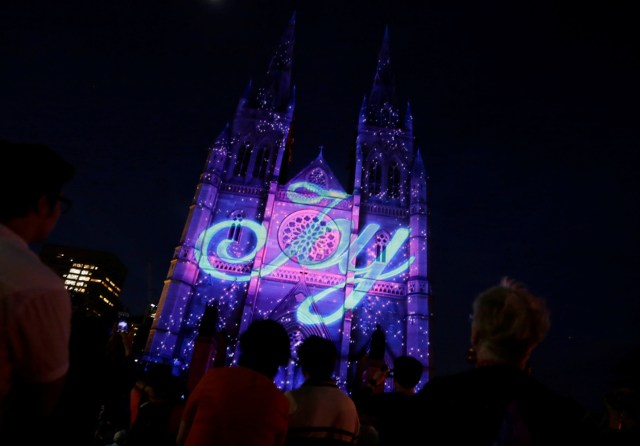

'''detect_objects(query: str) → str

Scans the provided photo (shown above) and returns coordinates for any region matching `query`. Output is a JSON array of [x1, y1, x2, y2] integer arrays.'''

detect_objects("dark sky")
[[2, 0, 638, 412]]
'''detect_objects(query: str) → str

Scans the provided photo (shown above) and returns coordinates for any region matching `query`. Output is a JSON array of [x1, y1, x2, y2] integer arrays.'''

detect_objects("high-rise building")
[[40, 243, 127, 320], [144, 15, 431, 391]]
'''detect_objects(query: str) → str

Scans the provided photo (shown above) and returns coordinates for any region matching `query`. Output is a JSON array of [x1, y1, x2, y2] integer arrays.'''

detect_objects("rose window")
[[278, 210, 341, 265], [308, 168, 327, 187]]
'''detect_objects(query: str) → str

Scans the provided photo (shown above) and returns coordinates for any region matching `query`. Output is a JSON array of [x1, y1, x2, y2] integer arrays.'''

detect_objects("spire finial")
[[249, 13, 295, 112], [364, 26, 399, 128]]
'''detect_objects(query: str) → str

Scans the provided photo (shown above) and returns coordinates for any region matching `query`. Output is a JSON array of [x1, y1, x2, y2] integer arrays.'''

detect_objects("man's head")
[[392, 355, 423, 392], [471, 277, 550, 367], [296, 335, 338, 381], [238, 319, 291, 379], [0, 139, 75, 241]]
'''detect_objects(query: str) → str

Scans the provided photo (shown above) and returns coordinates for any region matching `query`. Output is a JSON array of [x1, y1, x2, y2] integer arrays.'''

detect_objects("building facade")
[[144, 15, 431, 391], [39, 243, 127, 320]]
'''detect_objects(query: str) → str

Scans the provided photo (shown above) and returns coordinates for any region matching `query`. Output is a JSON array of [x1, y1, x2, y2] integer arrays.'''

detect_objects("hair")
[[296, 335, 338, 381], [143, 362, 184, 402], [0, 139, 75, 222], [472, 277, 550, 362], [237, 319, 291, 379], [392, 355, 423, 389]]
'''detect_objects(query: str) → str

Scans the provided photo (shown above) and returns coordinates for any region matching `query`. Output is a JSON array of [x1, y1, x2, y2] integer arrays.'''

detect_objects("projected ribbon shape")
[[195, 181, 415, 325]]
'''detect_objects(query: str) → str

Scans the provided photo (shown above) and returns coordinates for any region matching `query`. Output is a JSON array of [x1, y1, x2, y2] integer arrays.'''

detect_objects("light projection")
[[195, 181, 415, 327], [197, 219, 267, 280], [143, 17, 431, 393]]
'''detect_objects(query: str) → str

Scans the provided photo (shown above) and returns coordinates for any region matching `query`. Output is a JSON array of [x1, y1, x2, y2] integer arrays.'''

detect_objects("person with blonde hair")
[[410, 277, 600, 445], [468, 277, 550, 370]]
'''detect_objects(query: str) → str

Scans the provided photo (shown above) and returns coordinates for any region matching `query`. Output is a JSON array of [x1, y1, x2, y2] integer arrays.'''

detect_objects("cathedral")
[[143, 14, 431, 391]]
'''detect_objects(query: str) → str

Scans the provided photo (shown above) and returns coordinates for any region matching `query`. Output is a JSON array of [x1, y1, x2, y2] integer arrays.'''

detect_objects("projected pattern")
[[143, 16, 431, 391]]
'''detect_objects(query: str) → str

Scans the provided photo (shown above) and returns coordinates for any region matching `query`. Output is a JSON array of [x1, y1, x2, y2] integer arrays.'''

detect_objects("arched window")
[[225, 149, 234, 175], [388, 161, 401, 199], [267, 151, 276, 177], [368, 159, 382, 197], [234, 143, 252, 177], [253, 145, 271, 179], [375, 232, 390, 263], [227, 210, 245, 242]]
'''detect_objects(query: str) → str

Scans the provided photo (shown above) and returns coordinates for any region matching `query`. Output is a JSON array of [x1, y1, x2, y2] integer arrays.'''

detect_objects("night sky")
[[2, 0, 638, 413]]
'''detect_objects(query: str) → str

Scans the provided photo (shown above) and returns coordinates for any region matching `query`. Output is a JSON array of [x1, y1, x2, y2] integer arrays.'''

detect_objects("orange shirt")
[[181, 366, 289, 446], [129, 387, 144, 426]]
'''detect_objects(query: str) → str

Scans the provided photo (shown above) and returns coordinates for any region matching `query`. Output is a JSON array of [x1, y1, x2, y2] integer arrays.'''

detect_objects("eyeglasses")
[[58, 196, 72, 214]]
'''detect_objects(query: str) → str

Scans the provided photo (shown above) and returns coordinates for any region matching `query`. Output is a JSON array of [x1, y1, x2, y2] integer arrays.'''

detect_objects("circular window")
[[278, 210, 341, 265], [308, 168, 327, 187]]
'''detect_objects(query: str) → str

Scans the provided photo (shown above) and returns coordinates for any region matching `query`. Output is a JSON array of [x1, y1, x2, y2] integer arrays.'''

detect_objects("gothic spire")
[[412, 147, 425, 174], [372, 26, 394, 98], [205, 122, 230, 172], [248, 13, 296, 113], [267, 12, 295, 76], [363, 26, 400, 129], [358, 95, 367, 131], [236, 80, 252, 110], [410, 147, 428, 204], [353, 140, 363, 193], [404, 101, 414, 134]]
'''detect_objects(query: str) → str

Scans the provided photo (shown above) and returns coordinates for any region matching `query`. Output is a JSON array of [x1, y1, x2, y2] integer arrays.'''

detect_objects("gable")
[[284, 149, 347, 197]]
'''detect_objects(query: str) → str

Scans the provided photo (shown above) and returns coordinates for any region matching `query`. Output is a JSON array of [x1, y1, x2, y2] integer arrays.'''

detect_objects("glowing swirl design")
[[194, 180, 416, 326]]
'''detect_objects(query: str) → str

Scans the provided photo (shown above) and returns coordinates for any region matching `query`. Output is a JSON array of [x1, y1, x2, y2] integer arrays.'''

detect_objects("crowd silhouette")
[[84, 280, 638, 446]]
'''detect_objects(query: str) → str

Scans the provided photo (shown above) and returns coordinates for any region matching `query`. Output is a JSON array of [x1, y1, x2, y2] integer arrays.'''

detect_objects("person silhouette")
[[127, 362, 186, 446], [177, 318, 291, 446], [359, 355, 423, 445], [410, 277, 600, 445], [284, 335, 360, 445], [0, 139, 75, 445]]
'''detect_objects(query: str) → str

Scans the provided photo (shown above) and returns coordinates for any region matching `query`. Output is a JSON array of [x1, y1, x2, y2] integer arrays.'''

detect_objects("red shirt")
[[181, 366, 289, 446]]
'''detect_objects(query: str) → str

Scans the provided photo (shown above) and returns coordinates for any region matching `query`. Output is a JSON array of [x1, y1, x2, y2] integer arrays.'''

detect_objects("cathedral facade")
[[143, 15, 431, 391]]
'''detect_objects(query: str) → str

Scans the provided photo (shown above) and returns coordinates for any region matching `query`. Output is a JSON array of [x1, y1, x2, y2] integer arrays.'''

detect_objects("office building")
[[40, 243, 127, 319]]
